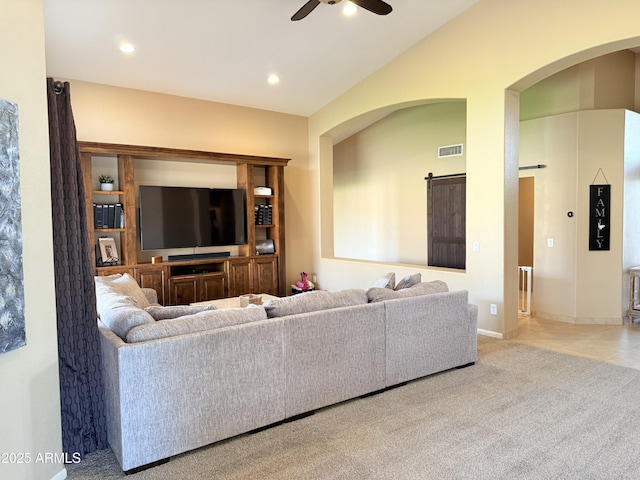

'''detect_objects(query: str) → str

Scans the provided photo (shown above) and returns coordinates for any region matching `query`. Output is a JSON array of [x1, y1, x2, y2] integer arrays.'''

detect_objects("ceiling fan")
[[291, 0, 393, 21]]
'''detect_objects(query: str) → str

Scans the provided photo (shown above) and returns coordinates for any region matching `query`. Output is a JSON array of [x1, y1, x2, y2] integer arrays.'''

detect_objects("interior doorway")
[[518, 177, 534, 313]]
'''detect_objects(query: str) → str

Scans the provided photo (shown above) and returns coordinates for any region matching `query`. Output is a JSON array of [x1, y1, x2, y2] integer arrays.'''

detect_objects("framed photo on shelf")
[[98, 236, 119, 266]]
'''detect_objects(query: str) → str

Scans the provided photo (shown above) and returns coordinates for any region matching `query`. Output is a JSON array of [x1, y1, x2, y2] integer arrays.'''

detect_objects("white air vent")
[[438, 144, 463, 158]]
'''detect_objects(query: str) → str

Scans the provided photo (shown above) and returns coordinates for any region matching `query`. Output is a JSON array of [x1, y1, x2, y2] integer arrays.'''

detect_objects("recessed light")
[[119, 43, 135, 54], [267, 73, 280, 85], [343, 2, 357, 16]]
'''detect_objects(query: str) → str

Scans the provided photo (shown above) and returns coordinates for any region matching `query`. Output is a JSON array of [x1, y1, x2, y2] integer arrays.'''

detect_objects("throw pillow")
[[110, 273, 151, 308], [263, 289, 368, 318], [95, 285, 138, 319], [395, 273, 421, 290], [144, 304, 217, 320], [126, 305, 267, 343], [95, 273, 150, 309], [367, 280, 449, 303], [371, 272, 395, 289], [99, 297, 155, 340]]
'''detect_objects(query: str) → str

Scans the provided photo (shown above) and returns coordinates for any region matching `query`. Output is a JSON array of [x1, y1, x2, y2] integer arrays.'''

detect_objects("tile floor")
[[512, 314, 640, 370]]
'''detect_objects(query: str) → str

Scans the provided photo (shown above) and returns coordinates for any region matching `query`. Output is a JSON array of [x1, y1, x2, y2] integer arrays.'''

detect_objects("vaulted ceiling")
[[43, 0, 479, 116]]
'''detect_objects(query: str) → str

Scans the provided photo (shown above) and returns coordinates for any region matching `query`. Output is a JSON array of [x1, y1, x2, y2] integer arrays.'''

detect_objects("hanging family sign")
[[589, 170, 610, 251]]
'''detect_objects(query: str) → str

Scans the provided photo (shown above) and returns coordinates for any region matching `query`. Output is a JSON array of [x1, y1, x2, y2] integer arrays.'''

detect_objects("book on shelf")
[[107, 204, 115, 229], [93, 203, 124, 229], [254, 204, 273, 225], [94, 204, 103, 229], [114, 203, 124, 228]]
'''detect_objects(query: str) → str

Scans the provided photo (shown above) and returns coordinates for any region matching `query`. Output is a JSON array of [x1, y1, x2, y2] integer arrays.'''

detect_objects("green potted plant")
[[99, 174, 115, 191]]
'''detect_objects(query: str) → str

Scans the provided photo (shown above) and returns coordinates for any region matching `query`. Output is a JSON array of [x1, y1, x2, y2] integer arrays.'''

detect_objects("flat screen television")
[[139, 185, 246, 250]]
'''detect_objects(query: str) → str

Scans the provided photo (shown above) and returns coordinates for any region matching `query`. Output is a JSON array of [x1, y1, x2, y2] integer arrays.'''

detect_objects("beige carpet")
[[67, 337, 640, 479]]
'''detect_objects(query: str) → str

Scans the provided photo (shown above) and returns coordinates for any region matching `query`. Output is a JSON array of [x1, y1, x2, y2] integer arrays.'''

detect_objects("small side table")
[[628, 267, 640, 325]]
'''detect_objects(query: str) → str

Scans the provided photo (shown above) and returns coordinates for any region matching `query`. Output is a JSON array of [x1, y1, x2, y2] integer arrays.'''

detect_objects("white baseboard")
[[477, 328, 503, 339], [51, 468, 67, 480]]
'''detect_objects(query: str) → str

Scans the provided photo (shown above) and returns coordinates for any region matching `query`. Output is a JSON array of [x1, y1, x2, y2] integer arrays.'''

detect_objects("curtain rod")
[[49, 79, 65, 95]]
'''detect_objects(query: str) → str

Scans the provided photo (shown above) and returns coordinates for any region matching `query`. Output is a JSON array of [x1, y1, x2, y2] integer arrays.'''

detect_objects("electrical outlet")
[[490, 304, 497, 315], [547, 238, 554, 247], [472, 241, 480, 252]]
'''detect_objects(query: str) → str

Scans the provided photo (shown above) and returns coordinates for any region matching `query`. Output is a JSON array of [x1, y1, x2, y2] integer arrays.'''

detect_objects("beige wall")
[[575, 110, 628, 322], [308, 0, 640, 337], [333, 102, 466, 265], [0, 1, 63, 480], [66, 80, 311, 287], [521, 50, 637, 121], [520, 109, 640, 324], [520, 113, 579, 320]]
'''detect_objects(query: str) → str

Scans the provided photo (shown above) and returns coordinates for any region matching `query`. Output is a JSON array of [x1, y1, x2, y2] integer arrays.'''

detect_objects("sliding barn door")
[[427, 176, 466, 269]]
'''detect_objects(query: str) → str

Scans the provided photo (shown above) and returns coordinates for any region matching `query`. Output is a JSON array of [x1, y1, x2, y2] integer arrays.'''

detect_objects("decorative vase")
[[100, 183, 114, 191]]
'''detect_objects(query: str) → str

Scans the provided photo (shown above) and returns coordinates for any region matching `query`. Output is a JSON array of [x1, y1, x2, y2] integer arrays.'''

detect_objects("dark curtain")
[[47, 78, 107, 457]]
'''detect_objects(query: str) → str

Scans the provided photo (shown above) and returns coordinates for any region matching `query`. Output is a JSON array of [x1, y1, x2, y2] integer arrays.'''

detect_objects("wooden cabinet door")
[[253, 256, 278, 296], [200, 273, 227, 301], [135, 266, 167, 305], [168, 275, 199, 305], [227, 259, 253, 297]]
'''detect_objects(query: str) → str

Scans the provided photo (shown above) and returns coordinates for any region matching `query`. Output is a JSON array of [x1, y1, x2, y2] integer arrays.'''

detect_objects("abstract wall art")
[[0, 98, 26, 354]]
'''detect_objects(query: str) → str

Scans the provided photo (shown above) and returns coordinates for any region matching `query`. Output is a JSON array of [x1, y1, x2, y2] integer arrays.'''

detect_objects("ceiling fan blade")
[[291, 0, 321, 21], [351, 0, 393, 15]]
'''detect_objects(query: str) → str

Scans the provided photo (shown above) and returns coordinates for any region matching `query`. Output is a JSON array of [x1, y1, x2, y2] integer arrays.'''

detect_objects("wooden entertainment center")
[[79, 142, 289, 305]]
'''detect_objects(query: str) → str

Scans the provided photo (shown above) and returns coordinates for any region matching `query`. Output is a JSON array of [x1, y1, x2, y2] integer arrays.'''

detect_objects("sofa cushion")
[[95, 281, 138, 319], [263, 289, 368, 318], [395, 273, 421, 290], [371, 272, 395, 289], [126, 305, 267, 343], [95, 273, 150, 309], [367, 280, 449, 303], [144, 304, 217, 320], [99, 293, 155, 340]]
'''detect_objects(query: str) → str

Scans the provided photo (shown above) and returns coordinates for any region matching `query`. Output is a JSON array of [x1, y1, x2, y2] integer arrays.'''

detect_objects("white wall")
[[0, 1, 64, 480], [623, 111, 640, 315], [333, 102, 466, 264]]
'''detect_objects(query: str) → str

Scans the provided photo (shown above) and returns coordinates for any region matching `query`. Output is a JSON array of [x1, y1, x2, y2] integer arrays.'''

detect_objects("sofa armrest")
[[141, 288, 158, 305]]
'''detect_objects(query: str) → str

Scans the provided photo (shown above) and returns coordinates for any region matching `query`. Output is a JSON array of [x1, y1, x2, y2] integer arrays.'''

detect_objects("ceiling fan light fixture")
[[291, 0, 391, 21], [119, 42, 135, 54], [267, 73, 280, 85], [343, 2, 357, 16]]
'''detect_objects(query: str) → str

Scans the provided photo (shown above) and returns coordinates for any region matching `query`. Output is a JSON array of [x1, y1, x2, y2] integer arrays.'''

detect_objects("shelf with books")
[[81, 151, 136, 268]]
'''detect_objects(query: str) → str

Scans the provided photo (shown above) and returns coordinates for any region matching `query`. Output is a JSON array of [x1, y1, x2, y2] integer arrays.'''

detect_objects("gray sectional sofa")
[[95, 273, 478, 472]]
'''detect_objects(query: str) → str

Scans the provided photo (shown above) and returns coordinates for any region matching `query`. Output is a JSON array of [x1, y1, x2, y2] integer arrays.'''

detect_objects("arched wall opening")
[[512, 48, 640, 325], [308, 1, 640, 338], [331, 100, 467, 266]]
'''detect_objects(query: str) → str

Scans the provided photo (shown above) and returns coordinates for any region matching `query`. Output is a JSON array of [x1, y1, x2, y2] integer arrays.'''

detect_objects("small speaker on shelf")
[[256, 239, 275, 255]]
